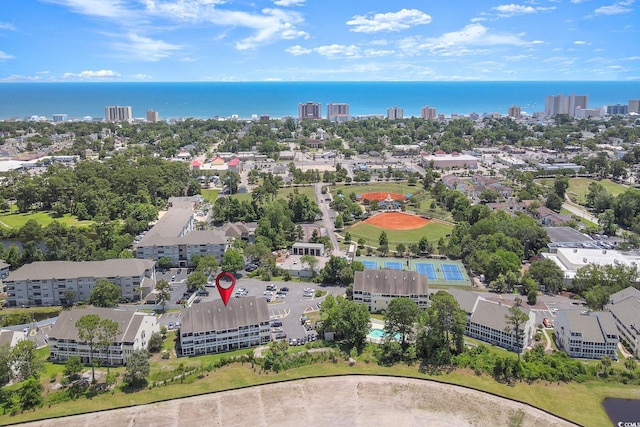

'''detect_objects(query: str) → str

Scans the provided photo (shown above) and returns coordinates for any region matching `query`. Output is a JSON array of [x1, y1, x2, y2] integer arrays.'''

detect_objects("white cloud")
[[315, 44, 360, 58], [573, 40, 589, 45], [363, 49, 394, 57], [0, 22, 15, 31], [493, 4, 537, 17], [0, 51, 14, 60], [398, 24, 529, 57], [1, 74, 44, 82], [594, 1, 635, 15], [347, 9, 432, 33], [285, 45, 312, 55], [130, 73, 153, 80], [111, 33, 184, 61], [504, 54, 533, 61], [62, 69, 122, 80], [491, 4, 556, 18], [41, 0, 131, 19], [273, 0, 305, 6]]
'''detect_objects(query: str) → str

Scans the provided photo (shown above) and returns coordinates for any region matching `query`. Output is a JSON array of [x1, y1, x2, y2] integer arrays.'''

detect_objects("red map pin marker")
[[215, 271, 236, 306]]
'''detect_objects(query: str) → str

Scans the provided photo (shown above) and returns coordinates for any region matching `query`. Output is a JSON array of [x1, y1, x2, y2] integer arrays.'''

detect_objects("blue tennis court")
[[383, 261, 403, 270], [441, 264, 464, 281], [362, 260, 378, 270], [415, 263, 437, 280]]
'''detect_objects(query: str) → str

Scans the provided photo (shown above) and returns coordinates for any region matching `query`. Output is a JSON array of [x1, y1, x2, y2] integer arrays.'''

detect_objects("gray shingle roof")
[[49, 307, 153, 343], [470, 300, 531, 332], [353, 269, 429, 296], [609, 297, 640, 334], [610, 286, 640, 305], [445, 289, 480, 315], [180, 296, 269, 334], [560, 310, 617, 343], [6, 259, 155, 282]]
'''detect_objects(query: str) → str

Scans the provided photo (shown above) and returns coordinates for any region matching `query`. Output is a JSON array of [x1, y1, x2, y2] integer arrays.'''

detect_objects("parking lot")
[[166, 275, 344, 344]]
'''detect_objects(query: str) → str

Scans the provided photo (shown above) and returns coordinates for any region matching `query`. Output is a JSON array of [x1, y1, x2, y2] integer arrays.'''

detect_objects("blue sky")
[[1, 0, 639, 82]]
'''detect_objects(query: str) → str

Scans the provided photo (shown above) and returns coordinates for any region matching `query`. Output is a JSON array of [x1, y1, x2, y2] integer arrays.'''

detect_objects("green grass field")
[[537, 178, 628, 205], [278, 185, 316, 200], [347, 220, 453, 247], [333, 182, 419, 198], [0, 210, 92, 229], [200, 189, 219, 204]]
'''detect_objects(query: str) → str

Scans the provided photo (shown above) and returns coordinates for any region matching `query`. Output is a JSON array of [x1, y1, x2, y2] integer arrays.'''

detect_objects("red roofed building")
[[227, 157, 242, 173]]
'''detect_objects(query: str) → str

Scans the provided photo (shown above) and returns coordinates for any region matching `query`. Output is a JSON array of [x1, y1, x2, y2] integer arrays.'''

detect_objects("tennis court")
[[415, 263, 437, 280], [441, 264, 464, 281], [362, 260, 378, 270], [383, 261, 403, 270]]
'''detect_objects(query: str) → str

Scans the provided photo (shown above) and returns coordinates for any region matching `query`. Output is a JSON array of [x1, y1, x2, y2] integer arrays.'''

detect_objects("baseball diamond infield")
[[359, 192, 406, 201], [364, 212, 430, 230]]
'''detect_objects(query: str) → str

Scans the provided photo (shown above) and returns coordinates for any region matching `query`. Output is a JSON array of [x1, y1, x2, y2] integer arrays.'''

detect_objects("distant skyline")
[[1, 1, 639, 82]]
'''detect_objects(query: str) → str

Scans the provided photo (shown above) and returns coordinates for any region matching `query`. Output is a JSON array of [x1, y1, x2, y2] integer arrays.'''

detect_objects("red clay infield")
[[359, 192, 405, 202], [363, 212, 430, 230]]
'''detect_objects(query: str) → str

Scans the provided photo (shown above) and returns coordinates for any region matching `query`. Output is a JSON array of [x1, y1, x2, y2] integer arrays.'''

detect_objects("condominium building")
[[446, 289, 537, 353], [48, 307, 159, 365], [554, 310, 619, 360], [420, 106, 437, 120], [508, 105, 521, 119], [52, 114, 68, 123], [387, 107, 404, 120], [5, 259, 157, 307], [544, 94, 588, 117], [606, 287, 640, 358], [327, 103, 350, 122], [135, 196, 228, 267], [146, 109, 159, 122], [607, 104, 628, 115], [104, 105, 132, 122], [629, 100, 640, 114], [179, 296, 271, 356], [352, 269, 429, 313], [298, 102, 322, 120]]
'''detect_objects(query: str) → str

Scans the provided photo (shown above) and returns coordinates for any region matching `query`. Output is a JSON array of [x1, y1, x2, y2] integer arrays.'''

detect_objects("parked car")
[[168, 322, 174, 330], [280, 287, 290, 292]]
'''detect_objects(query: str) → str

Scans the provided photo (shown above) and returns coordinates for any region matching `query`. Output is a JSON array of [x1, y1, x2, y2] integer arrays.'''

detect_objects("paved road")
[[562, 200, 599, 225], [314, 182, 342, 256]]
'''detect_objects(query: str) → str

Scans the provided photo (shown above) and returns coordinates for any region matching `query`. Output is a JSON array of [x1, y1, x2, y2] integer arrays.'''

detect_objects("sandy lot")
[[27, 376, 576, 427]]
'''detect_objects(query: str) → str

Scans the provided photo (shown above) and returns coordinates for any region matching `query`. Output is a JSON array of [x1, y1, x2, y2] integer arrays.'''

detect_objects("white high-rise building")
[[421, 106, 437, 120], [544, 94, 588, 117], [298, 102, 322, 120], [105, 105, 132, 122], [387, 106, 403, 120], [327, 103, 350, 122], [629, 99, 640, 114]]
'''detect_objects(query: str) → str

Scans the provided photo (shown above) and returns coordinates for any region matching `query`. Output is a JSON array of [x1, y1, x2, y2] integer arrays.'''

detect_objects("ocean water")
[[0, 81, 638, 121]]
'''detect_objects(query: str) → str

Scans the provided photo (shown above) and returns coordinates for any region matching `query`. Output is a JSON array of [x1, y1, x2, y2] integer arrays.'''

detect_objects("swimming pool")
[[368, 328, 401, 340]]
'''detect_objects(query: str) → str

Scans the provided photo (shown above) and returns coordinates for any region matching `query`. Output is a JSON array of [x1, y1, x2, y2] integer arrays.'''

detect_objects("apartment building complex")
[[179, 296, 270, 356], [554, 310, 619, 360], [544, 94, 588, 117], [420, 106, 437, 120], [298, 102, 322, 120], [606, 287, 640, 358], [48, 307, 159, 365], [135, 196, 228, 267], [104, 105, 132, 122], [5, 259, 156, 307], [326, 103, 350, 122], [446, 289, 537, 353], [352, 269, 429, 313], [387, 106, 404, 120]]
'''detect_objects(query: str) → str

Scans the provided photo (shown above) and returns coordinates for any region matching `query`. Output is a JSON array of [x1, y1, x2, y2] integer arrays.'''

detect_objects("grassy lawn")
[[333, 182, 419, 197], [347, 220, 452, 247], [278, 186, 316, 200], [538, 178, 628, 205], [4, 360, 638, 426], [0, 210, 92, 229], [200, 189, 219, 204], [561, 208, 598, 228]]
